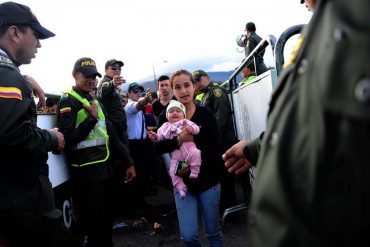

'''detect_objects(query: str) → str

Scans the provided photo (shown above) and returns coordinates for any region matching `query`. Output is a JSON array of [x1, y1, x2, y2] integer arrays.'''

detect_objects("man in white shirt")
[[124, 82, 156, 218]]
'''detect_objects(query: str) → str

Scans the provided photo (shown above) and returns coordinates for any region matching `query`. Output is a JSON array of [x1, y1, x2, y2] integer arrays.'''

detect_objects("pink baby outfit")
[[156, 119, 201, 199]]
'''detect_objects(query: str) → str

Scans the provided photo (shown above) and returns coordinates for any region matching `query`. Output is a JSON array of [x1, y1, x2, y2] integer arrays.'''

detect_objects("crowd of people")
[[1, 0, 369, 247]]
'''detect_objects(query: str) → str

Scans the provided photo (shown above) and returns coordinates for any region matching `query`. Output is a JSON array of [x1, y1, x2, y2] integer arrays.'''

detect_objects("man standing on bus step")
[[0, 2, 72, 246], [243, 22, 268, 75]]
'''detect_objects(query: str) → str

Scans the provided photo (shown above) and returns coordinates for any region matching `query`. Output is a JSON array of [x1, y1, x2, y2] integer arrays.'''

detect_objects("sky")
[[16, 0, 313, 94]]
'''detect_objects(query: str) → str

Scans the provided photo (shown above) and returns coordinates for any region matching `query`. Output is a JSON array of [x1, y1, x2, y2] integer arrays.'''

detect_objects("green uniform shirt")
[[200, 83, 236, 146], [248, 1, 370, 246], [97, 75, 133, 166]]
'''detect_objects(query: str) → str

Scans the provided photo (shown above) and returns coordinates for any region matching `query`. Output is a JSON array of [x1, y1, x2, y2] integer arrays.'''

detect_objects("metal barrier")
[[222, 39, 270, 140]]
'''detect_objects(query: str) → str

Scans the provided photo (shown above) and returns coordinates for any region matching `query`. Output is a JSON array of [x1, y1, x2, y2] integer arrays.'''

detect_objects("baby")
[[151, 100, 201, 199]]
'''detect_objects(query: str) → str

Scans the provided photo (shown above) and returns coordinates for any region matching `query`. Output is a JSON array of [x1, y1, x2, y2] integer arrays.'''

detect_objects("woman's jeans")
[[174, 184, 223, 247]]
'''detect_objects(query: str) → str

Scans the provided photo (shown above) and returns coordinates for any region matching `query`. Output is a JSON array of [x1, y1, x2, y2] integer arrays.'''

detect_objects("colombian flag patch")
[[0, 87, 22, 100], [60, 107, 71, 114]]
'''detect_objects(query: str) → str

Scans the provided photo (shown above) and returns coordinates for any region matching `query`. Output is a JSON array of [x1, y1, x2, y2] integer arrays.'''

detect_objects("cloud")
[[18, 0, 312, 94]]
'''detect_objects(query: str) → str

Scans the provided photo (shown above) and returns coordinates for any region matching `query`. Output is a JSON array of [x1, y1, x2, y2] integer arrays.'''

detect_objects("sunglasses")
[[110, 66, 122, 71], [133, 90, 142, 94]]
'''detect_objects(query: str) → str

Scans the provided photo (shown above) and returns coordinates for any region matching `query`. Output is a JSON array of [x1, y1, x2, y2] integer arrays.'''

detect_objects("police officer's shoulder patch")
[[0, 86, 22, 100], [0, 55, 17, 70], [0, 55, 13, 65], [59, 107, 71, 114], [213, 88, 222, 97], [102, 81, 110, 88]]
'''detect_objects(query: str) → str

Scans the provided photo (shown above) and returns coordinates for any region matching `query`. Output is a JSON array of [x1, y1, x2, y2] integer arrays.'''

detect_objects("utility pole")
[[152, 63, 157, 90]]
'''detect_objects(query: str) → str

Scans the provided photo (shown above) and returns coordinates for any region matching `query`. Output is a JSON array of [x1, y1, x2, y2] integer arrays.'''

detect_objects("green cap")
[[105, 58, 124, 69], [128, 82, 144, 92], [192, 70, 208, 82]]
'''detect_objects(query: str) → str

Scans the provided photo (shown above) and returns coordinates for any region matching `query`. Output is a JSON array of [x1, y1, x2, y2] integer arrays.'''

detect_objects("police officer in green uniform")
[[224, 0, 370, 246], [193, 69, 238, 211], [239, 61, 257, 86], [243, 22, 268, 75], [98, 58, 133, 164], [98, 59, 128, 143], [0, 2, 73, 246], [57, 57, 136, 246]]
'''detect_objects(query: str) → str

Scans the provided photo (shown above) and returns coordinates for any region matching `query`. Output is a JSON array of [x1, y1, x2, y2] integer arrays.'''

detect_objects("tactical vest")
[[240, 75, 257, 85], [68, 90, 110, 167], [195, 83, 220, 103], [195, 93, 204, 102]]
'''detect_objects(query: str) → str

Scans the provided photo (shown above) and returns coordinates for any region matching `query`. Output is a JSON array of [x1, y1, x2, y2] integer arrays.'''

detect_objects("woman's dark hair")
[[170, 70, 195, 88]]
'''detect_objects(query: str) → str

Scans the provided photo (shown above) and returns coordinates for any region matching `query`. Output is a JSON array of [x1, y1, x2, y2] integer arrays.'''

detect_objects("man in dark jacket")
[[243, 22, 268, 75], [97, 59, 138, 219], [98, 59, 127, 132], [98, 59, 133, 167], [224, 0, 370, 246], [0, 2, 72, 246]]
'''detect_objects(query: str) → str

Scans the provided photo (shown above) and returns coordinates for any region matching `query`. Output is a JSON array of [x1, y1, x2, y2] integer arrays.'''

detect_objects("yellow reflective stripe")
[[76, 119, 106, 128], [68, 89, 110, 167], [71, 141, 110, 167], [71, 138, 107, 150]]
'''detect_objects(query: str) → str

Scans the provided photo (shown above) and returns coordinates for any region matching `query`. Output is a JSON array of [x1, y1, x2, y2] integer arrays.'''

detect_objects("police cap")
[[0, 1, 55, 39], [105, 59, 124, 69], [73, 57, 102, 78], [192, 70, 208, 82]]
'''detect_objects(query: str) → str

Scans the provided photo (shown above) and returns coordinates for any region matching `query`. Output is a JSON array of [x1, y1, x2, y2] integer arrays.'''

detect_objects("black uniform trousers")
[[70, 173, 112, 247], [126, 139, 156, 219], [0, 174, 73, 247]]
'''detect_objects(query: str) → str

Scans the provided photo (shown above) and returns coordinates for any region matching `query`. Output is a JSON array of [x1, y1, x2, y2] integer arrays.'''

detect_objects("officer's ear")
[[7, 25, 23, 43], [72, 70, 78, 79]]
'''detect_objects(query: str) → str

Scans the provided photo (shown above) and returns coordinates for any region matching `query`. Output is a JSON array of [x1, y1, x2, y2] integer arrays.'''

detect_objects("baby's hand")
[[148, 130, 158, 141], [184, 126, 194, 134]]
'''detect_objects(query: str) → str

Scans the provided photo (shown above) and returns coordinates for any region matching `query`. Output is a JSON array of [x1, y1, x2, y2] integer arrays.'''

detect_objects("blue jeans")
[[174, 184, 223, 247]]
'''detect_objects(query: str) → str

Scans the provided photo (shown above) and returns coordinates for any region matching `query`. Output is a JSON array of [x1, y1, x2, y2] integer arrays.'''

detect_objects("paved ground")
[[112, 185, 249, 247]]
